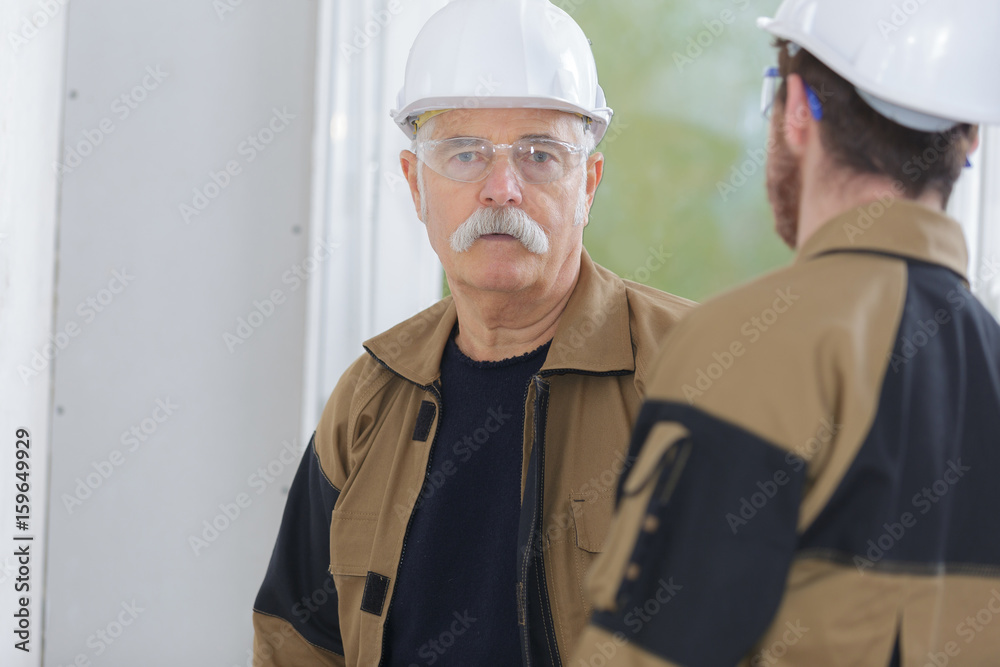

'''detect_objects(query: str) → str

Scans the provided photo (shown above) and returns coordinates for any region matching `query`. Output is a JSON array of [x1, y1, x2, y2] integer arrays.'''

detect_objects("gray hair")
[[449, 206, 550, 255], [413, 118, 435, 222]]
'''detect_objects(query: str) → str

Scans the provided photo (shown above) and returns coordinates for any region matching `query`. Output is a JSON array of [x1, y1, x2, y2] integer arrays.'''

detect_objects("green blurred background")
[[440, 0, 791, 303], [572, 0, 789, 302]]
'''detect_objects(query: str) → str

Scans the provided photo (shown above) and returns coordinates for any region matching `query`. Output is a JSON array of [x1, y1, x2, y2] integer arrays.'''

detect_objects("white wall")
[[0, 2, 67, 666], [26, 0, 443, 664], [43, 1, 320, 665]]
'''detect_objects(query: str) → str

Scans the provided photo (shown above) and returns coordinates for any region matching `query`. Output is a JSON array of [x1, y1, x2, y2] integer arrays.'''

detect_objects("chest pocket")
[[570, 493, 614, 553], [328, 510, 378, 577]]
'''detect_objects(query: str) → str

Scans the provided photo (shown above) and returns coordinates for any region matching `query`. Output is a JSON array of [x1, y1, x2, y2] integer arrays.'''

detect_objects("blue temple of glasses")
[[764, 68, 822, 121], [805, 85, 824, 121]]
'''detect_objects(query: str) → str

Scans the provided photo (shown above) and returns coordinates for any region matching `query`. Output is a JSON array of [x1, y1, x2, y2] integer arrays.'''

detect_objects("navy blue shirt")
[[382, 334, 550, 667]]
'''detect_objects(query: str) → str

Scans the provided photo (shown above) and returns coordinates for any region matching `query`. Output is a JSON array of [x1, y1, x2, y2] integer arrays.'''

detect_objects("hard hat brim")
[[391, 97, 613, 143]]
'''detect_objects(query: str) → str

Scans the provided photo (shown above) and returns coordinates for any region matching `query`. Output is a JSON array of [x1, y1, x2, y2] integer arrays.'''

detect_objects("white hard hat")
[[391, 0, 613, 142], [758, 0, 1000, 131]]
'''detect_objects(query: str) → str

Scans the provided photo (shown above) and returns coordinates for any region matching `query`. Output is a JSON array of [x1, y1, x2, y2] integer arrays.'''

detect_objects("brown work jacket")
[[253, 250, 694, 665]]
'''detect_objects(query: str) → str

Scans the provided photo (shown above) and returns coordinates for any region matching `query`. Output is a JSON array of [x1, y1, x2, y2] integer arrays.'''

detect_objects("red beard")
[[766, 111, 803, 249]]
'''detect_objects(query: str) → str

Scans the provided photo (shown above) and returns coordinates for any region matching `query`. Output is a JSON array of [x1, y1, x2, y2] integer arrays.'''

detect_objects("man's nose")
[[479, 154, 523, 208]]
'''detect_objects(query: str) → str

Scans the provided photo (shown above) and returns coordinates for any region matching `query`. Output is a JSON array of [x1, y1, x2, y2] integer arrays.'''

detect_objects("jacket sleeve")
[[252, 433, 346, 666], [572, 401, 806, 667]]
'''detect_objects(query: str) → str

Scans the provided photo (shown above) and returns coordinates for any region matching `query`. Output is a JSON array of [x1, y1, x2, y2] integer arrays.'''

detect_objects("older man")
[[252, 1, 692, 665], [574, 0, 1000, 665]]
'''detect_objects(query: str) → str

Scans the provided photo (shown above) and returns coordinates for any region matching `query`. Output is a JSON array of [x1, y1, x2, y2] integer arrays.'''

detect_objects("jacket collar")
[[796, 199, 969, 281], [363, 248, 635, 386]]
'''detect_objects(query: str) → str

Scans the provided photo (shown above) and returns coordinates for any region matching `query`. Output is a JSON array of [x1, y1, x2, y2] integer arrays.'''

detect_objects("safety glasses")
[[761, 66, 824, 122], [415, 137, 589, 184]]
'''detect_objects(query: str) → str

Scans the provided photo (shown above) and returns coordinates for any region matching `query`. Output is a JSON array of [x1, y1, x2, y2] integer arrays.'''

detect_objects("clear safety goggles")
[[761, 66, 824, 121], [415, 137, 589, 185]]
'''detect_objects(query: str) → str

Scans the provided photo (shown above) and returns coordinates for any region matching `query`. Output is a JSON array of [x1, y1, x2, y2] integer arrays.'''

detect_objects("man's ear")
[[586, 152, 604, 209], [968, 125, 981, 157], [400, 150, 422, 220], [782, 74, 813, 158]]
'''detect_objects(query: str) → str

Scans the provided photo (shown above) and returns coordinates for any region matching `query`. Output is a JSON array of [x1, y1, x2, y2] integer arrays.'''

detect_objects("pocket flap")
[[571, 494, 614, 553], [329, 511, 378, 577]]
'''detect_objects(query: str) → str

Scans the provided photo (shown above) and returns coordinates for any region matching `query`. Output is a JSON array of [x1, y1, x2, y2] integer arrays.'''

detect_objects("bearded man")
[[251, 1, 693, 665], [573, 0, 1000, 665]]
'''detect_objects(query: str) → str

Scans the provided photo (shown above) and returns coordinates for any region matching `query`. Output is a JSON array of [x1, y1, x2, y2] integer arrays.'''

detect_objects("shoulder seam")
[[345, 356, 395, 441]]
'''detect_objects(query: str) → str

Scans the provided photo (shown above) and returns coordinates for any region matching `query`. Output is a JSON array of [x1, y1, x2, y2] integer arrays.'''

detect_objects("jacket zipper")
[[517, 375, 538, 664], [519, 374, 553, 666], [519, 369, 630, 666]]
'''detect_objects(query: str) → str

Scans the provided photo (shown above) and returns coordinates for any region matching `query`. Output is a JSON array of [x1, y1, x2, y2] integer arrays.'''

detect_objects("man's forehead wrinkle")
[[519, 133, 563, 142], [432, 109, 581, 143], [433, 133, 567, 144]]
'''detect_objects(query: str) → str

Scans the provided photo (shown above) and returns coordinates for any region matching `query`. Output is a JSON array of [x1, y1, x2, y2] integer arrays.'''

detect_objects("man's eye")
[[449, 149, 487, 163], [529, 151, 552, 163]]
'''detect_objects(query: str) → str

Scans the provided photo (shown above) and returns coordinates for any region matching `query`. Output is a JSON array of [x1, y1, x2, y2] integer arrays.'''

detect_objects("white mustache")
[[448, 206, 550, 255]]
